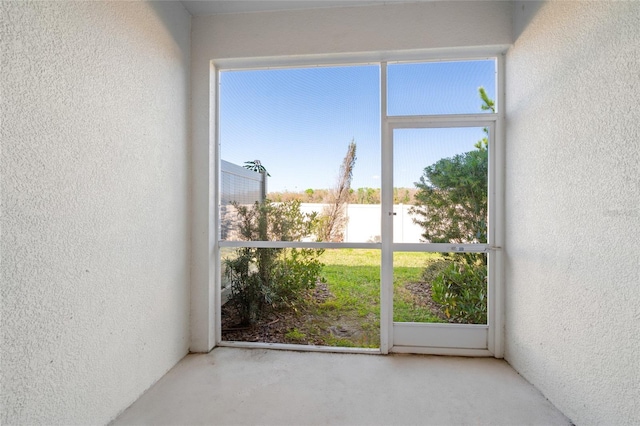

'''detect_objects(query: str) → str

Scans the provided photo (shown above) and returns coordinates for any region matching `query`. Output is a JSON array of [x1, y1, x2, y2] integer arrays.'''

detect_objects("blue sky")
[[393, 127, 487, 188], [219, 60, 495, 192]]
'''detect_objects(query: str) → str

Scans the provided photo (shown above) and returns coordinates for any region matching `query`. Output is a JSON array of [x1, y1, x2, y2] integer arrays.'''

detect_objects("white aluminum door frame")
[[211, 56, 504, 357], [380, 60, 504, 357], [382, 120, 497, 356]]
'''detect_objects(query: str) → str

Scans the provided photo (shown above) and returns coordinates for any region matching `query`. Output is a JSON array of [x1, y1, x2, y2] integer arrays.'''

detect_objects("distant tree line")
[[268, 187, 418, 205]]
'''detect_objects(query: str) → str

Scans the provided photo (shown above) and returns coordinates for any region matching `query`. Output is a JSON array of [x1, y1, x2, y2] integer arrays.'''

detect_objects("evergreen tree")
[[411, 87, 493, 245]]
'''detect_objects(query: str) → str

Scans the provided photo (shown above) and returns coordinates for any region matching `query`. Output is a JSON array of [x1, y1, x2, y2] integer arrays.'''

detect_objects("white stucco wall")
[[190, 1, 513, 352], [505, 2, 640, 424], [1, 2, 191, 424]]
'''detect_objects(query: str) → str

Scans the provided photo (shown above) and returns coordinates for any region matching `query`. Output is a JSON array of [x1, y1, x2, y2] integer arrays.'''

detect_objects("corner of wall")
[[504, 2, 640, 424], [2, 2, 193, 423]]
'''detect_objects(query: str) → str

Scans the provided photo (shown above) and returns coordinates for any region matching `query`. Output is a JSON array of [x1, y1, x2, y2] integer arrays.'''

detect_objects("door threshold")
[[391, 346, 493, 357], [217, 341, 494, 357], [218, 340, 381, 355]]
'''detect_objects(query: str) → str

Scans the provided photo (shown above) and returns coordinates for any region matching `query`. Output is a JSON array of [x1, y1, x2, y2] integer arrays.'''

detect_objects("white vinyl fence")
[[299, 203, 424, 243], [220, 160, 266, 240]]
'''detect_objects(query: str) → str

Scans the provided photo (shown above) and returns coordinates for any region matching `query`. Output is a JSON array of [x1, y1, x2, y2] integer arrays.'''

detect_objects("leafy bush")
[[430, 259, 487, 324], [421, 258, 450, 284], [224, 200, 324, 325], [272, 247, 324, 308], [412, 88, 493, 325]]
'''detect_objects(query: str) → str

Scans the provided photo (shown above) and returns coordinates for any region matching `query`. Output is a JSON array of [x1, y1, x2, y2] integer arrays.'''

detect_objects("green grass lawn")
[[297, 249, 445, 348]]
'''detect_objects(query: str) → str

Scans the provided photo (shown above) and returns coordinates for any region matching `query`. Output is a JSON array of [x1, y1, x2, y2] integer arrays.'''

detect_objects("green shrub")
[[224, 200, 324, 325], [431, 260, 487, 324], [272, 248, 324, 309], [421, 258, 450, 283]]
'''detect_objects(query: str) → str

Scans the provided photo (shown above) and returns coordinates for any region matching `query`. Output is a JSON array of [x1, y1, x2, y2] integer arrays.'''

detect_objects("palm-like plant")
[[244, 160, 271, 176]]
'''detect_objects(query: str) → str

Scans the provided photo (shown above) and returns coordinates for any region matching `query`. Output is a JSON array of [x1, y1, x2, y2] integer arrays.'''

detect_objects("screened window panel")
[[219, 65, 381, 242], [393, 127, 489, 245], [387, 60, 496, 116]]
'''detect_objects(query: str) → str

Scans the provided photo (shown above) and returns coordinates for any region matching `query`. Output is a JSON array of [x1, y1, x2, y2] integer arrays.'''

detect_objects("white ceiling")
[[180, 1, 419, 16]]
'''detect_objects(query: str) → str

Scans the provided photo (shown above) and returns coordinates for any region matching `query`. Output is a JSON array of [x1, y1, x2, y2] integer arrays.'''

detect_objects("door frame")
[[209, 55, 505, 357], [379, 61, 504, 357]]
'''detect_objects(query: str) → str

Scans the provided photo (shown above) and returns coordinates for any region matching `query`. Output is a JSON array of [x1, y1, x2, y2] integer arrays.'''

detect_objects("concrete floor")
[[113, 347, 571, 425]]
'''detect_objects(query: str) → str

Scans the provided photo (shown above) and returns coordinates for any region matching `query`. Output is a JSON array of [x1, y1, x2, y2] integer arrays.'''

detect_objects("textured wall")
[[190, 1, 513, 352], [505, 2, 640, 424], [1, 2, 191, 424], [194, 1, 512, 60]]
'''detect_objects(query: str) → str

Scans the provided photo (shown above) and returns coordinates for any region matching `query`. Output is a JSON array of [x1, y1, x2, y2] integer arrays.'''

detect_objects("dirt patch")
[[404, 281, 450, 322], [221, 281, 337, 345], [221, 280, 447, 346]]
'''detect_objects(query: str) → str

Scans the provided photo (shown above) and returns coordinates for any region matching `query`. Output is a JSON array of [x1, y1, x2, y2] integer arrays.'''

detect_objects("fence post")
[[260, 171, 267, 201]]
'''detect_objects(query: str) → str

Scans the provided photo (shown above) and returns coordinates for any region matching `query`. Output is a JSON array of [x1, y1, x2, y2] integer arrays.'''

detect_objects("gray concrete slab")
[[112, 348, 571, 425]]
